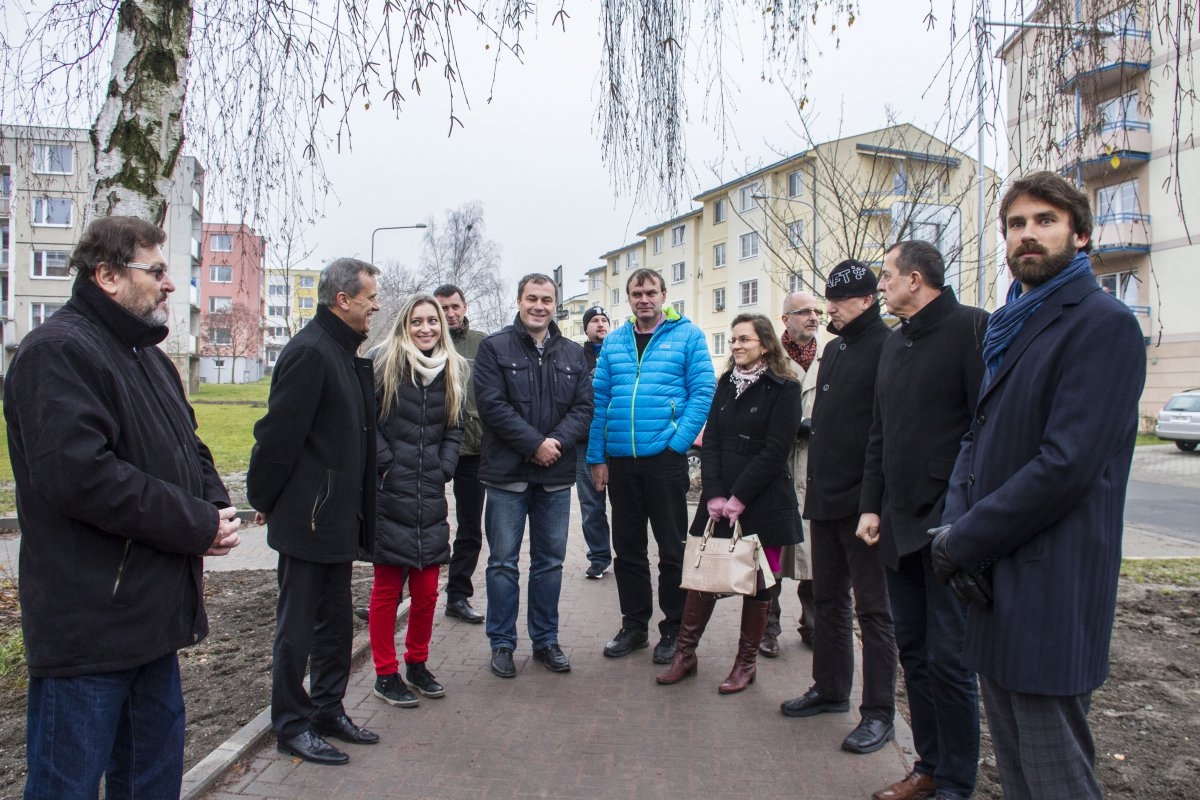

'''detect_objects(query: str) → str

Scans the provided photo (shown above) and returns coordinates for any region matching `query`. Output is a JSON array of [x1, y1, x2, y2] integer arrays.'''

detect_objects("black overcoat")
[[689, 369, 803, 547]]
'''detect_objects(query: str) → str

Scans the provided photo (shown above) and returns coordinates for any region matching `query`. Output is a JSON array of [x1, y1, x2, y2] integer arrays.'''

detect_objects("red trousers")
[[369, 563, 440, 675]]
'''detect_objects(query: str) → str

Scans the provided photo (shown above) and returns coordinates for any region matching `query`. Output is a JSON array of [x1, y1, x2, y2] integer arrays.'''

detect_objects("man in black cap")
[[780, 259, 898, 761], [577, 306, 613, 578]]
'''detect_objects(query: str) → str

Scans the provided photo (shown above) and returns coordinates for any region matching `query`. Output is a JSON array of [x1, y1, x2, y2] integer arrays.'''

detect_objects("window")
[[671, 225, 685, 246], [739, 183, 761, 212], [1096, 180, 1139, 220], [671, 300, 685, 315], [268, 304, 287, 316], [611, 260, 619, 276], [299, 297, 314, 310], [266, 326, 288, 337], [32, 197, 72, 226], [34, 144, 73, 174], [671, 262, 685, 283], [713, 287, 726, 311], [1098, 92, 1139, 130], [787, 220, 804, 250], [739, 232, 760, 260], [787, 170, 804, 197], [210, 328, 232, 345], [0, 223, 8, 270], [209, 296, 232, 313], [714, 199, 727, 224], [624, 253, 636, 271], [788, 273, 804, 293], [589, 274, 602, 290], [209, 265, 232, 283], [267, 349, 280, 364], [210, 234, 233, 252], [713, 242, 727, 268], [739, 279, 759, 306], [893, 168, 908, 196], [610, 288, 620, 307], [268, 284, 287, 296], [30, 250, 70, 279], [653, 234, 663, 255], [298, 276, 315, 289], [1101, 3, 1141, 34], [712, 332, 726, 355], [1098, 270, 1140, 307], [30, 302, 63, 328]]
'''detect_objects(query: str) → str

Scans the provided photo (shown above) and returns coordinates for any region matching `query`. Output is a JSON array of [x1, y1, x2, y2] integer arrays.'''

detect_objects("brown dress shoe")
[[872, 769, 935, 800], [758, 632, 780, 658]]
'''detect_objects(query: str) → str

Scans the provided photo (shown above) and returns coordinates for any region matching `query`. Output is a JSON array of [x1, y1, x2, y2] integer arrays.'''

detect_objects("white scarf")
[[401, 340, 448, 385]]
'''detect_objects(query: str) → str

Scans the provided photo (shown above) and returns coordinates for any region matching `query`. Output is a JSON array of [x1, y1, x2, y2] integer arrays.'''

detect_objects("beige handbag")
[[680, 519, 776, 596]]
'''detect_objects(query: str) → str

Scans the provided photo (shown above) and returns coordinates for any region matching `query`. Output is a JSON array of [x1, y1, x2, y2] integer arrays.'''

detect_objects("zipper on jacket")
[[416, 384, 427, 564], [112, 539, 132, 601], [628, 321, 667, 459], [311, 470, 333, 532]]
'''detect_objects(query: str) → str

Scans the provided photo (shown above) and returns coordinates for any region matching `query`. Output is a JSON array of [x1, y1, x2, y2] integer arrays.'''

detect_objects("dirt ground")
[[0, 558, 1195, 798]]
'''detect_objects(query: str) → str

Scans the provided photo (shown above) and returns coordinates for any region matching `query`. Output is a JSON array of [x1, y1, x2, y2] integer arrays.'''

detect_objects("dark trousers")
[[607, 450, 688, 637], [272, 555, 353, 739], [810, 516, 897, 723], [446, 454, 485, 604], [887, 546, 980, 800], [575, 445, 612, 568], [981, 676, 1100, 800], [766, 577, 815, 638]]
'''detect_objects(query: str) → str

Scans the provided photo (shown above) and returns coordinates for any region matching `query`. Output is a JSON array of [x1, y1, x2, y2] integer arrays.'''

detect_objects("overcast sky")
[[303, 0, 1003, 296]]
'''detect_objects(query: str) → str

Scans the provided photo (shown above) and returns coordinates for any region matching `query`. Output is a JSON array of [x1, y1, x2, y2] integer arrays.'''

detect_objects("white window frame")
[[1098, 91, 1139, 130], [739, 232, 760, 260], [34, 144, 73, 175], [30, 302, 63, 328], [298, 297, 315, 310], [712, 332, 726, 355], [787, 170, 803, 198], [739, 279, 759, 307], [653, 234, 663, 255], [713, 287, 726, 311], [1096, 180, 1139, 220], [671, 225, 685, 247], [210, 234, 233, 252], [713, 242, 726, 268], [671, 300, 685, 316], [268, 305, 287, 317], [787, 220, 804, 250], [739, 183, 761, 212], [30, 250, 71, 279], [671, 261, 685, 283], [610, 288, 621, 307], [298, 276, 315, 288], [32, 197, 72, 227], [210, 327, 233, 346], [714, 199, 727, 224], [209, 296, 233, 313], [1098, 270, 1140, 307], [209, 265, 233, 283], [589, 274, 602, 290], [788, 273, 804, 293], [267, 284, 287, 296]]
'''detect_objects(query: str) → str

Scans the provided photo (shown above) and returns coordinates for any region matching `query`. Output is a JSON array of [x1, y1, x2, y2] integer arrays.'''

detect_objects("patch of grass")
[[193, 402, 262, 474], [0, 631, 23, 678], [193, 380, 270, 404], [1120, 557, 1200, 587], [1136, 432, 1168, 446]]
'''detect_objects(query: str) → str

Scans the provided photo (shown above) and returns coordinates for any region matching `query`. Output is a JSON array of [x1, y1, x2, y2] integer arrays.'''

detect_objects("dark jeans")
[[607, 450, 688, 637], [446, 454, 485, 604], [887, 546, 980, 800], [981, 676, 1099, 800], [24, 651, 185, 800], [810, 516, 897, 723], [575, 445, 611, 568], [272, 555, 354, 739]]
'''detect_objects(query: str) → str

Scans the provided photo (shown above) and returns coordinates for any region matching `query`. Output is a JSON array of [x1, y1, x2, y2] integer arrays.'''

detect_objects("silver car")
[[1155, 389, 1200, 452]]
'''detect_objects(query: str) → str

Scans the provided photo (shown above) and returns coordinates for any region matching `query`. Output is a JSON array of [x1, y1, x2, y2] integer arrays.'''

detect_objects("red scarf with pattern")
[[782, 330, 817, 372]]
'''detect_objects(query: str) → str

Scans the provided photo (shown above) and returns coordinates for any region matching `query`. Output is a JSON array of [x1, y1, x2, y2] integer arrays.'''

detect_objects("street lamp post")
[[370, 224, 428, 265]]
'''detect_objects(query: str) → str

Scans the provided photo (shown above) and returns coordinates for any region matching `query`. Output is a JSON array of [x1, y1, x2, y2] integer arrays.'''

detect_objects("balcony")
[[1060, 28, 1151, 95], [1092, 211, 1150, 260], [190, 237, 201, 264], [0, 195, 9, 217], [189, 279, 199, 309], [1056, 121, 1151, 180]]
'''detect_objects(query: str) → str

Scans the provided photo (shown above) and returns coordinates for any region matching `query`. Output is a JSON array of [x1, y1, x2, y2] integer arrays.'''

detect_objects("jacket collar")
[[826, 300, 882, 343], [900, 287, 959, 340], [509, 313, 562, 347], [315, 303, 368, 355], [449, 318, 473, 341], [69, 275, 169, 349]]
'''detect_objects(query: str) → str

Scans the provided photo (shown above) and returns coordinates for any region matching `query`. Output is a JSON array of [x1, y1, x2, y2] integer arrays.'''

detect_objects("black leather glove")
[[929, 526, 959, 584], [948, 570, 993, 607], [797, 418, 813, 440]]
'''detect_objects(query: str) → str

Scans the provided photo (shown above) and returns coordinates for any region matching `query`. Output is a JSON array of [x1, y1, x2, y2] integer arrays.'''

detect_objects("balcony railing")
[[1092, 212, 1151, 259], [189, 280, 199, 309], [1060, 28, 1151, 94], [1056, 121, 1151, 179]]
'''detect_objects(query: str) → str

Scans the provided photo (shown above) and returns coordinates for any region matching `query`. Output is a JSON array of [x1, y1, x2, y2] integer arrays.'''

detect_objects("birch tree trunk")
[[90, 0, 192, 224]]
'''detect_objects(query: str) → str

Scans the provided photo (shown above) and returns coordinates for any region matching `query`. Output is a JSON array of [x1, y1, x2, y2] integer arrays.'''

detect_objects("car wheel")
[[1175, 441, 1198, 452]]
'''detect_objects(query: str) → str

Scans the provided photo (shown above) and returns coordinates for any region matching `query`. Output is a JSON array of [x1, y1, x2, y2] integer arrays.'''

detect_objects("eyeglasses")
[[730, 336, 761, 346], [126, 262, 169, 281], [783, 308, 821, 317]]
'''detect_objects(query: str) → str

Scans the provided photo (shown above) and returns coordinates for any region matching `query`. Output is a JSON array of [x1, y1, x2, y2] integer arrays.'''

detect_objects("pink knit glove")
[[706, 497, 728, 521], [723, 496, 746, 524]]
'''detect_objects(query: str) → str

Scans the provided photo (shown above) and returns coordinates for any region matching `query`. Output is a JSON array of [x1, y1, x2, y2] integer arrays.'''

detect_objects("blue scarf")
[[982, 250, 1094, 383]]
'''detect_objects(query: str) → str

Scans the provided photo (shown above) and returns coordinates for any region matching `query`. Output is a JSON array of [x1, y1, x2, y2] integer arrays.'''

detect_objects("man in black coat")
[[858, 240, 988, 800], [248, 258, 381, 765], [576, 305, 613, 579], [780, 260, 898, 759], [935, 172, 1146, 799], [6, 216, 241, 799], [473, 274, 593, 678]]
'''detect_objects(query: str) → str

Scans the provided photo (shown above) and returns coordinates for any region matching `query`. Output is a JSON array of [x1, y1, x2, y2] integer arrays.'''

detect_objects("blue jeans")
[[575, 446, 611, 569], [24, 651, 185, 800], [484, 484, 571, 650], [887, 546, 980, 800]]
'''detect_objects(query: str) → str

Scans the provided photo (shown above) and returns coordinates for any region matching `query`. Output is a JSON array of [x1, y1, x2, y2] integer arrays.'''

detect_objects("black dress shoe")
[[533, 644, 571, 673], [780, 687, 851, 718], [491, 647, 517, 678], [759, 632, 781, 658], [276, 730, 349, 765], [842, 717, 896, 754], [603, 627, 649, 658], [312, 713, 380, 745], [445, 599, 484, 623], [651, 633, 677, 665]]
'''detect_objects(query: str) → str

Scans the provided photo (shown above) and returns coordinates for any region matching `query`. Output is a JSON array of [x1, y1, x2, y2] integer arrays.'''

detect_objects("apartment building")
[[0, 127, 205, 389], [595, 124, 994, 372], [198, 223, 265, 384], [262, 267, 321, 375], [559, 291, 591, 343], [1002, 0, 1199, 419]]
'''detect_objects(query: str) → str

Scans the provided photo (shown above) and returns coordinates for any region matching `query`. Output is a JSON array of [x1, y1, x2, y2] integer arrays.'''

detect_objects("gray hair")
[[318, 258, 381, 307]]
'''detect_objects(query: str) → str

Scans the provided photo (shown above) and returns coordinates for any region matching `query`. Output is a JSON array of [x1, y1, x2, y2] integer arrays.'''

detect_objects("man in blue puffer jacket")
[[587, 268, 716, 664]]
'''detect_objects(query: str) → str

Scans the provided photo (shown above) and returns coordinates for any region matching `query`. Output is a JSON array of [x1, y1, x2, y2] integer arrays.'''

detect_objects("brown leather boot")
[[719, 597, 771, 694], [656, 591, 717, 685]]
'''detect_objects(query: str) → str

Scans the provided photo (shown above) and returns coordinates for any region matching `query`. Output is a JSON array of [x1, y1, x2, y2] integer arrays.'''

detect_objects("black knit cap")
[[582, 306, 610, 328], [824, 259, 878, 299]]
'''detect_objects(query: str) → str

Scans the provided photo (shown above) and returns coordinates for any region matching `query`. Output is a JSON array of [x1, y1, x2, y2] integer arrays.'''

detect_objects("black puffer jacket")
[[373, 372, 463, 568]]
